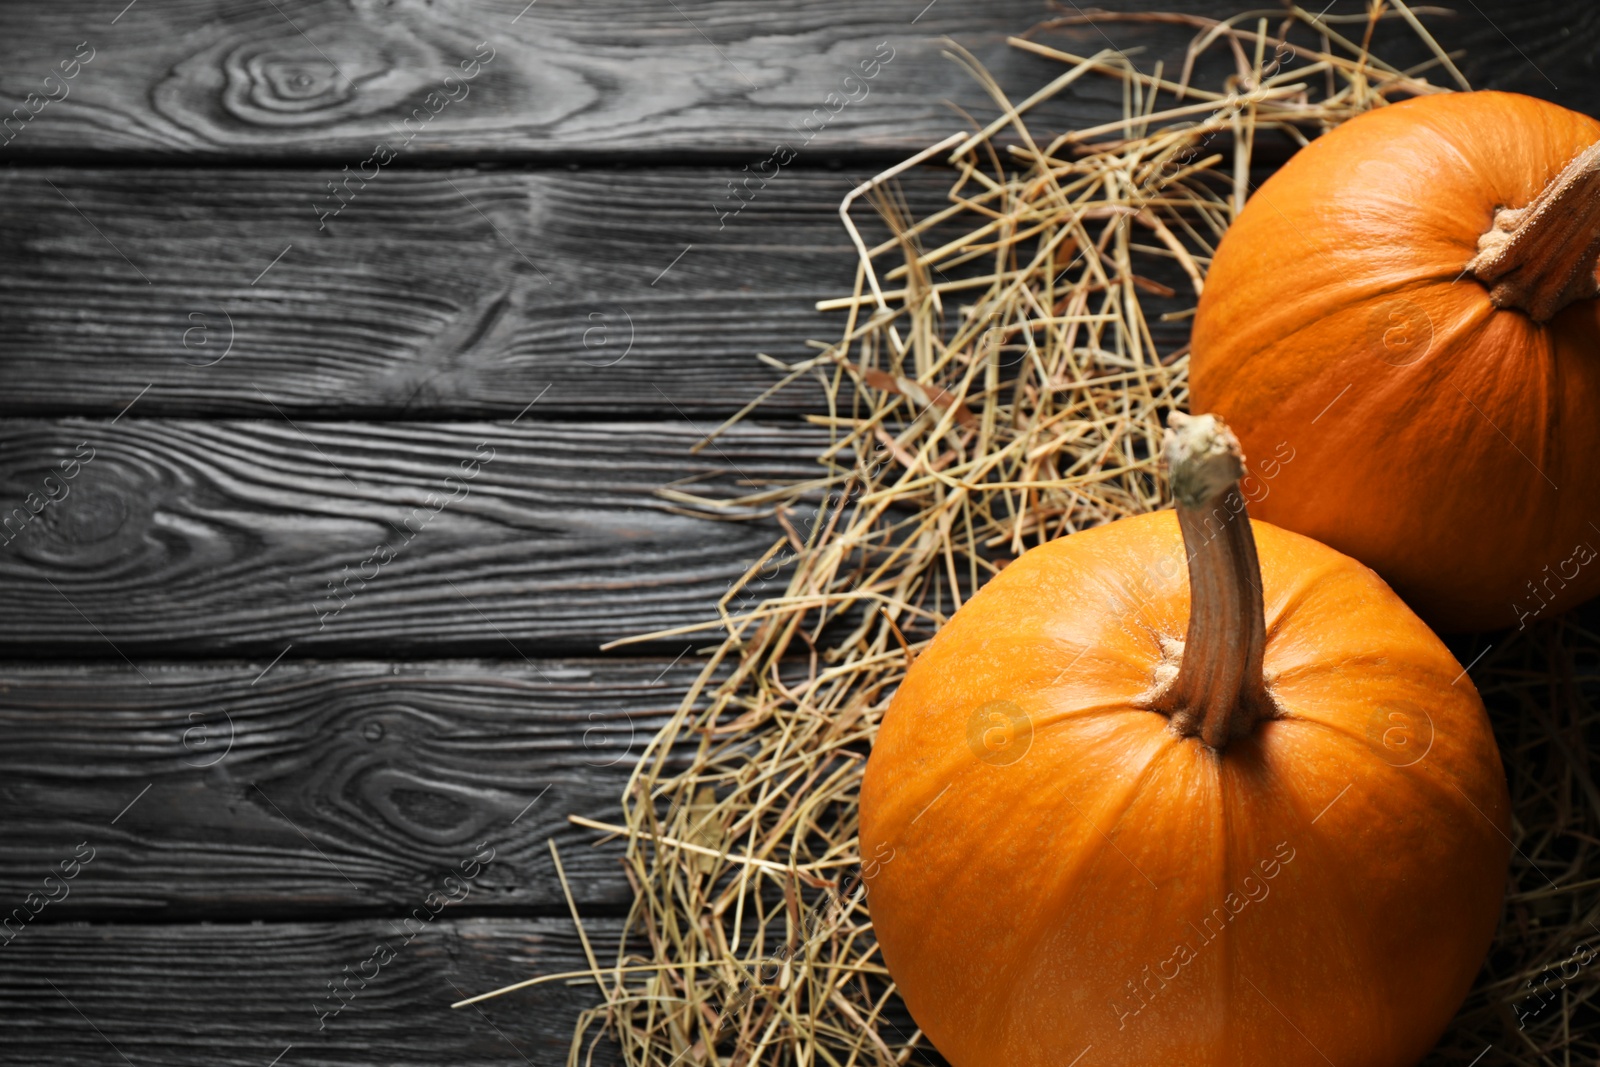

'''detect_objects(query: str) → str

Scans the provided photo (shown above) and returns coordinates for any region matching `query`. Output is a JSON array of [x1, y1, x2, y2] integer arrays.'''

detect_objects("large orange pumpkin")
[[858, 414, 1509, 1067], [1190, 90, 1600, 631]]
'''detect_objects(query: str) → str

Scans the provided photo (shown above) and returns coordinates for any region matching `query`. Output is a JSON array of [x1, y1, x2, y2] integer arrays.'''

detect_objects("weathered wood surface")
[[0, 167, 947, 418], [4, 3, 1593, 1063], [0, 0, 1052, 159], [0, 915, 928, 1066], [0, 418, 813, 654], [0, 659, 706, 918], [0, 916, 623, 1066], [0, 0, 1585, 160]]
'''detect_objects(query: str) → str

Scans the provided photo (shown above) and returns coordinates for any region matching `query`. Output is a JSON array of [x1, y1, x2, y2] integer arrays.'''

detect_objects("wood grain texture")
[[0, 0, 1153, 160], [0, 0, 1588, 160], [0, 418, 813, 654], [0, 658, 706, 918], [0, 166, 946, 418], [0, 916, 623, 1066]]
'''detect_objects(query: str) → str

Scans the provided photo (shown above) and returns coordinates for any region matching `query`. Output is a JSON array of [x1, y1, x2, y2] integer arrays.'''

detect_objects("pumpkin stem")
[[1151, 412, 1272, 749], [1468, 139, 1600, 323]]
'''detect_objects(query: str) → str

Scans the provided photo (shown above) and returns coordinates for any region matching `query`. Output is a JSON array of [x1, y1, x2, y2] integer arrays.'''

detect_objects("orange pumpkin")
[[1190, 90, 1600, 631], [859, 414, 1509, 1067]]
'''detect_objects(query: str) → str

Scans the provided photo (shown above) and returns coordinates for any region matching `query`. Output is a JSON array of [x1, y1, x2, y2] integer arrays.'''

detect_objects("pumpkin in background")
[[1190, 90, 1600, 631], [858, 414, 1509, 1067]]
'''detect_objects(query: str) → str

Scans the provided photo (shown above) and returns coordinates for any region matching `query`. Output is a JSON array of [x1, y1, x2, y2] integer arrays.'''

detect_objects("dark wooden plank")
[[0, 1, 1587, 161], [0, 167, 935, 418], [0, 0, 1151, 162], [0, 916, 621, 1066], [0, 658, 705, 918], [0, 418, 811, 654], [0, 0, 1073, 160], [0, 164, 1193, 419]]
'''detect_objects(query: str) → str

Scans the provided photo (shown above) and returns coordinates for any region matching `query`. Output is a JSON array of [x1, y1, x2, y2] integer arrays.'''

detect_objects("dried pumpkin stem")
[[1468, 139, 1600, 323], [1156, 412, 1271, 749]]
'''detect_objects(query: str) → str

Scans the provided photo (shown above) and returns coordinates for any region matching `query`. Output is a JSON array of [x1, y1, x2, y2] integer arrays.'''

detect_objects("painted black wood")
[[0, 1, 1588, 161], [0, 166, 943, 418], [0, 658, 707, 919], [2, 3, 1594, 1063], [0, 0, 1084, 161], [0, 417, 814, 655], [0, 915, 623, 1066]]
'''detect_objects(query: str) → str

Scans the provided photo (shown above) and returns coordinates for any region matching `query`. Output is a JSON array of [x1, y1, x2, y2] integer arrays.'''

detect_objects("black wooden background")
[[0, 2, 1592, 1064]]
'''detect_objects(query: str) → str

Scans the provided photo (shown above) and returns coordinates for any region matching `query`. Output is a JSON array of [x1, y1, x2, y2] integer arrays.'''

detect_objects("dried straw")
[[453, 5, 1600, 1063], [1427, 616, 1600, 1063]]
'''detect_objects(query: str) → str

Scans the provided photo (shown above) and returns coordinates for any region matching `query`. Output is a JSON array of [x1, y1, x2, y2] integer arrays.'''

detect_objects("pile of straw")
[[457, 4, 1600, 1063], [1440, 618, 1600, 1061]]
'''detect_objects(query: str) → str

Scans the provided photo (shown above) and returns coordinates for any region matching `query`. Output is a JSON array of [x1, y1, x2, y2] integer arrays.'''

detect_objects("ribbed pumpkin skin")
[[858, 514, 1509, 1067], [1189, 91, 1600, 631]]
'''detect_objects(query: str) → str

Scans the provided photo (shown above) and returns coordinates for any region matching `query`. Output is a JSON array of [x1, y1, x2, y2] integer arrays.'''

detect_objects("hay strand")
[[453, 5, 1600, 1063]]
